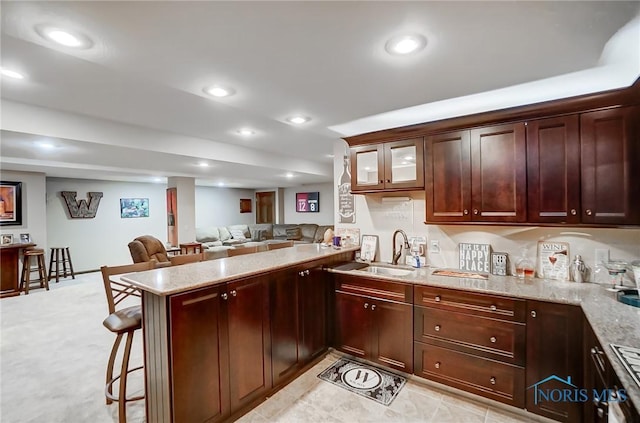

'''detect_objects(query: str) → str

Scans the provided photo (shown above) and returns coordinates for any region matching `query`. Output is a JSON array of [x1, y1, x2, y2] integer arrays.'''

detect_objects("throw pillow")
[[285, 227, 302, 241], [229, 228, 247, 240]]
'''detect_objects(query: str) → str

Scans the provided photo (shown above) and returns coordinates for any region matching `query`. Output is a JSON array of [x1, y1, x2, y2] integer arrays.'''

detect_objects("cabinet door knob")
[[221, 293, 228, 300], [231, 290, 237, 297], [570, 209, 577, 216], [386, 179, 391, 183], [371, 304, 376, 311], [364, 303, 369, 309], [490, 304, 497, 311], [298, 271, 305, 277], [490, 336, 497, 343], [435, 362, 441, 369], [463, 209, 469, 215], [531, 310, 537, 318], [490, 377, 496, 385], [380, 180, 384, 184], [304, 269, 310, 276], [473, 209, 479, 215], [586, 209, 593, 216], [435, 295, 441, 302], [435, 325, 441, 332]]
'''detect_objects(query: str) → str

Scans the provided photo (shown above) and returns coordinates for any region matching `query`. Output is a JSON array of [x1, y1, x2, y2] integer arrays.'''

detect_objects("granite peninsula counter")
[[121, 243, 360, 296], [329, 264, 640, 413], [120, 243, 359, 423]]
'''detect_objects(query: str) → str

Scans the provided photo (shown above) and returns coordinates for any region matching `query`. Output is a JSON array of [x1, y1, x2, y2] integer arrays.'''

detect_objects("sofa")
[[195, 223, 333, 260]]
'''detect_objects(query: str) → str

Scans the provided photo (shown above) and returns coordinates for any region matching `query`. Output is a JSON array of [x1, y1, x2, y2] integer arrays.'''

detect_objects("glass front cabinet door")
[[350, 138, 424, 192]]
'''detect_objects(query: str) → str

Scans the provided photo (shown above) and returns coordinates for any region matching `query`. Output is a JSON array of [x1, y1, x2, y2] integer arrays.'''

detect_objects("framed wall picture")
[[296, 192, 319, 213], [0, 181, 22, 226], [240, 198, 252, 213], [20, 233, 31, 243], [1, 234, 14, 245], [120, 198, 149, 218]]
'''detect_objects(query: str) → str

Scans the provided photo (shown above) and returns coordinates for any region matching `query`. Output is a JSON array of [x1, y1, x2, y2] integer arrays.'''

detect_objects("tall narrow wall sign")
[[338, 154, 355, 223], [61, 191, 103, 218]]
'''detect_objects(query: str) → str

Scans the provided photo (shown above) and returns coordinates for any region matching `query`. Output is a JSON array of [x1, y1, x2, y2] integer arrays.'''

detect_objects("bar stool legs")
[[48, 247, 76, 283], [105, 330, 143, 423], [20, 249, 49, 294]]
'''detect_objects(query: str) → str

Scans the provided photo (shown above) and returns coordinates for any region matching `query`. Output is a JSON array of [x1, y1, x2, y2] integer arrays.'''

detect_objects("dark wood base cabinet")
[[414, 343, 525, 407], [169, 276, 271, 423], [526, 301, 583, 423], [332, 274, 413, 374]]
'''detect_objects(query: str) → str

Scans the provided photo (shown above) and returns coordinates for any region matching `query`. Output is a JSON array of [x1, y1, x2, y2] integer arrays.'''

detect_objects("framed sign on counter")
[[296, 192, 319, 213]]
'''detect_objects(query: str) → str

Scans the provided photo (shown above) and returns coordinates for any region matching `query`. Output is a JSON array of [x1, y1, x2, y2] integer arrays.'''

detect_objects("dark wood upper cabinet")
[[580, 106, 640, 225], [527, 115, 581, 224], [426, 130, 471, 221], [470, 123, 527, 222], [351, 137, 424, 192], [425, 123, 527, 223]]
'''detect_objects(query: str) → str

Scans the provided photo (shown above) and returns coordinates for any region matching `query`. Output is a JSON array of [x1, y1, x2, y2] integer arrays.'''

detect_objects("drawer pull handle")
[[435, 295, 441, 302], [435, 362, 441, 369], [364, 303, 369, 309], [531, 310, 537, 318], [490, 377, 496, 385], [490, 336, 497, 343], [434, 325, 441, 332], [490, 304, 497, 311]]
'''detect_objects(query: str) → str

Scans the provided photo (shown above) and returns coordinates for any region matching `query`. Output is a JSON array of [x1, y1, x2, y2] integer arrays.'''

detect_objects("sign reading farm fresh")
[[459, 243, 492, 273]]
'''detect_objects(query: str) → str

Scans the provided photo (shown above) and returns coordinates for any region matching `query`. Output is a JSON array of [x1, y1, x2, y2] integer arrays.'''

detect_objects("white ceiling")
[[1, 1, 639, 188]]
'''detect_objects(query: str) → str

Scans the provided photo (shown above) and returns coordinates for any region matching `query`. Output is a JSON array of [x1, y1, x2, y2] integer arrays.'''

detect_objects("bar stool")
[[20, 249, 49, 294], [101, 261, 154, 423], [48, 247, 76, 283]]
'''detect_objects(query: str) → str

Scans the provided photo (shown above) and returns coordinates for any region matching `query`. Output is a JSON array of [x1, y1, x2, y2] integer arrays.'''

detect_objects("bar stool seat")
[[48, 247, 75, 283], [20, 248, 49, 294]]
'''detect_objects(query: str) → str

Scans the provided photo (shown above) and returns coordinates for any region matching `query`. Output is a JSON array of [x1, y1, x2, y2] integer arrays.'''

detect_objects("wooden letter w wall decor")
[[61, 191, 103, 218]]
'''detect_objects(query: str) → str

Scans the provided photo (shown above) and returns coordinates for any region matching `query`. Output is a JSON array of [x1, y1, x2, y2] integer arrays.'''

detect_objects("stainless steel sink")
[[358, 265, 416, 277]]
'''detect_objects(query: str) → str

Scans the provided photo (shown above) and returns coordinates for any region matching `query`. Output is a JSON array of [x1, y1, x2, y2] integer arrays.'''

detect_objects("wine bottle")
[[338, 155, 355, 223]]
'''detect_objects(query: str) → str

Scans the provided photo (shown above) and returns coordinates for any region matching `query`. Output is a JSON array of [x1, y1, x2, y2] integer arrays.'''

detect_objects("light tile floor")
[[237, 352, 551, 423]]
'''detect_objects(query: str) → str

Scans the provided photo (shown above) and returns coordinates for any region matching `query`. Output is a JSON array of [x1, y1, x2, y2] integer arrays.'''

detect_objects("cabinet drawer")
[[414, 306, 525, 366], [335, 274, 412, 303], [414, 285, 525, 322], [414, 342, 525, 408]]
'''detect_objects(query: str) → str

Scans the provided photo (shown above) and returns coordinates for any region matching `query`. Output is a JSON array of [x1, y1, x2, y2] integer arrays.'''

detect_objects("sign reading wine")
[[296, 192, 319, 213], [338, 155, 355, 223]]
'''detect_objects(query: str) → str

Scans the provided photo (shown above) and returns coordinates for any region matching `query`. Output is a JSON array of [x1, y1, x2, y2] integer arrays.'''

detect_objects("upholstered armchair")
[[128, 235, 171, 267]]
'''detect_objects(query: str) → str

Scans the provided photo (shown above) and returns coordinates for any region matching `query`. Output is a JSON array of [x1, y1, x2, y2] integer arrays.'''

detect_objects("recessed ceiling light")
[[285, 172, 294, 178], [152, 177, 164, 183], [198, 162, 209, 167], [37, 141, 56, 150], [36, 25, 92, 49], [385, 34, 427, 55], [286, 116, 311, 124], [1, 68, 25, 80], [217, 182, 225, 187], [237, 128, 255, 136], [204, 85, 236, 98]]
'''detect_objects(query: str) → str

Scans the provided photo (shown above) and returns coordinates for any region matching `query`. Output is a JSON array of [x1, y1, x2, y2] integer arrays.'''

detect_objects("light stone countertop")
[[120, 243, 360, 297], [329, 264, 640, 411]]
